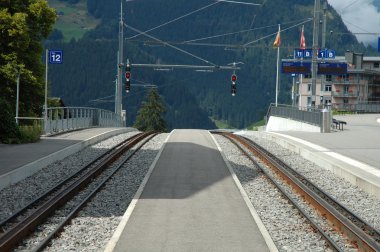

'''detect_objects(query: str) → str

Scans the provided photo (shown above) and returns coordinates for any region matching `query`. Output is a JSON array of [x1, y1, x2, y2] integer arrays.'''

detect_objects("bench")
[[332, 118, 347, 130]]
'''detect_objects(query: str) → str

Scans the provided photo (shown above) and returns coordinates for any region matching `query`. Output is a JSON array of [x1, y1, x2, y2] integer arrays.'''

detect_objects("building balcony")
[[331, 91, 359, 97], [332, 81, 361, 85]]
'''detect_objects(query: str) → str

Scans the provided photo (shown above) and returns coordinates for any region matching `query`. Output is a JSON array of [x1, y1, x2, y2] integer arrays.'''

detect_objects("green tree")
[[134, 89, 167, 132], [0, 0, 56, 117]]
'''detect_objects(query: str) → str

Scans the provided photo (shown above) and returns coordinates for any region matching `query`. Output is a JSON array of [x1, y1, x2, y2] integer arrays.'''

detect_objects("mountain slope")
[[47, 0, 375, 129]]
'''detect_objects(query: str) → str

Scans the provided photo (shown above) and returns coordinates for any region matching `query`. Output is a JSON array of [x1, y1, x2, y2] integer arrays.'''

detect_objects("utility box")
[[320, 108, 331, 133]]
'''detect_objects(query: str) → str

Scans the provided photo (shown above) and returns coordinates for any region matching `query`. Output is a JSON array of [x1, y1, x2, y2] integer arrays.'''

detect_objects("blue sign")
[[318, 49, 335, 59], [303, 49, 313, 58], [293, 49, 313, 58], [282, 61, 312, 74], [294, 49, 305, 58], [317, 63, 347, 75], [295, 48, 336, 59], [49, 50, 63, 64]]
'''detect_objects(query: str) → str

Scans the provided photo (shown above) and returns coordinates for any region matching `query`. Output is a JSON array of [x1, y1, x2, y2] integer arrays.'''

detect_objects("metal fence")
[[355, 103, 380, 113], [332, 102, 380, 113], [266, 104, 322, 127], [43, 107, 124, 135]]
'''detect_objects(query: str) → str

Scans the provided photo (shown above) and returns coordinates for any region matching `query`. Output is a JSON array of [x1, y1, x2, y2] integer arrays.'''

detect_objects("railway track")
[[0, 131, 158, 252], [214, 132, 380, 252]]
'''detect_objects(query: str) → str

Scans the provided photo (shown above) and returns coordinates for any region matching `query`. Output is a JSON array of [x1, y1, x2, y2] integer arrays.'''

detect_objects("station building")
[[296, 51, 380, 111]]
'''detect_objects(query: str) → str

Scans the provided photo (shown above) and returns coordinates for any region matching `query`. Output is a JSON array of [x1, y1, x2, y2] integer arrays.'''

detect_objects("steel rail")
[[0, 132, 144, 230], [215, 132, 341, 252], [32, 132, 159, 252], [215, 132, 380, 252], [0, 131, 155, 251]]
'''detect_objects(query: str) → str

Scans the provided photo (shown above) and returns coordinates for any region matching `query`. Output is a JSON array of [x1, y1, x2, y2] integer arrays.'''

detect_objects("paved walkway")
[[0, 127, 133, 189], [281, 114, 380, 169], [111, 129, 272, 252]]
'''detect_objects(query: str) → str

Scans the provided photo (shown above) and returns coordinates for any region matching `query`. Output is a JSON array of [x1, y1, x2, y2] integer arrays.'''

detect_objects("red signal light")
[[125, 72, 131, 80], [231, 74, 237, 82]]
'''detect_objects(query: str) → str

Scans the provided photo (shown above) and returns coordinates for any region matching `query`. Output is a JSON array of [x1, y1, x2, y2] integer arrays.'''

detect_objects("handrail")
[[266, 103, 324, 128], [43, 107, 125, 135]]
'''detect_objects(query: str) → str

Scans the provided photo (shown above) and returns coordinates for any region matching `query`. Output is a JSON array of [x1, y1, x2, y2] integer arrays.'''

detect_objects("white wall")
[[266, 116, 320, 132]]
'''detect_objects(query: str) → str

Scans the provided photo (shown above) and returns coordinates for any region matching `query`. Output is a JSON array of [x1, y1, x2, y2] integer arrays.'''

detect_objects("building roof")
[[363, 57, 380, 62]]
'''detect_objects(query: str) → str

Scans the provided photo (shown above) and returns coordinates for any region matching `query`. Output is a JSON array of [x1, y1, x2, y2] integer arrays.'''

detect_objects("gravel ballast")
[[0, 132, 141, 222], [214, 132, 380, 251], [2, 129, 379, 251]]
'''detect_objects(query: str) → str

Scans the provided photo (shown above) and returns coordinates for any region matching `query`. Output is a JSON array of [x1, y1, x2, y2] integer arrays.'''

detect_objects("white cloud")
[[328, 0, 380, 45]]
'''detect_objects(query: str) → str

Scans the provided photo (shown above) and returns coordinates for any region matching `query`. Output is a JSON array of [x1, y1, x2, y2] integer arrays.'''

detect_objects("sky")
[[328, 0, 380, 46]]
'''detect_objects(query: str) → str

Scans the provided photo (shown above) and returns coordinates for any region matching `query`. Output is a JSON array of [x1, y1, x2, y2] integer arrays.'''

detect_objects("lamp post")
[[15, 68, 20, 125], [311, 0, 320, 107], [44, 49, 48, 133]]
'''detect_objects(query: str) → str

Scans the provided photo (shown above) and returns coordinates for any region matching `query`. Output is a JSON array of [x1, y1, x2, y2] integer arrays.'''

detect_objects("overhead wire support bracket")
[[130, 63, 241, 71]]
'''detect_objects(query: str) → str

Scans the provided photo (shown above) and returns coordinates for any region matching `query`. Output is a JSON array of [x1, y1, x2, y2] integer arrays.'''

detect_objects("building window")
[[307, 96, 312, 107], [344, 85, 349, 94], [325, 84, 332, 92], [325, 99, 331, 105], [308, 83, 311, 92], [374, 62, 379, 68], [343, 98, 348, 104], [339, 75, 349, 81], [326, 75, 332, 81], [304, 74, 311, 79]]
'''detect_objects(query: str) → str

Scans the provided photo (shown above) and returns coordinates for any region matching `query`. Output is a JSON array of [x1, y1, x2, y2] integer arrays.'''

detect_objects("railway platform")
[[243, 114, 380, 200], [106, 129, 277, 252], [0, 127, 135, 190]]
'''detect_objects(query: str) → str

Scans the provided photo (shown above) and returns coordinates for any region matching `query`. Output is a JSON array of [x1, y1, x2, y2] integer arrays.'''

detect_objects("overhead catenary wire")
[[244, 18, 312, 46], [128, 18, 314, 50], [180, 18, 312, 44], [341, 17, 377, 35], [124, 23, 217, 66], [127, 1, 221, 40], [338, 0, 370, 14], [216, 0, 261, 6]]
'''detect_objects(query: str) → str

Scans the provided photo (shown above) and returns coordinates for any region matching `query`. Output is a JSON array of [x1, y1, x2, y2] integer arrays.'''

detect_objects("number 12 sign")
[[49, 50, 63, 64]]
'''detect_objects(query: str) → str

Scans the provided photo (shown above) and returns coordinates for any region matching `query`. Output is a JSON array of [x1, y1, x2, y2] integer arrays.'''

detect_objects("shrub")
[[0, 98, 21, 143], [19, 124, 41, 143]]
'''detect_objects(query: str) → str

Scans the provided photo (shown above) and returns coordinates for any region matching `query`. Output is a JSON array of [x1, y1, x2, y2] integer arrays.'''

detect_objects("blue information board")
[[317, 63, 347, 75], [282, 61, 311, 74], [294, 49, 335, 59], [49, 50, 63, 64]]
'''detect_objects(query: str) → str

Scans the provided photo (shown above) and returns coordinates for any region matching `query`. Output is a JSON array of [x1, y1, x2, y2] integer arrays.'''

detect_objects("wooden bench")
[[332, 118, 347, 130]]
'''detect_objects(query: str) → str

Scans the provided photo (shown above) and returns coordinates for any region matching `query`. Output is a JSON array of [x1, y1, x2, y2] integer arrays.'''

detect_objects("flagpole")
[[275, 24, 280, 107]]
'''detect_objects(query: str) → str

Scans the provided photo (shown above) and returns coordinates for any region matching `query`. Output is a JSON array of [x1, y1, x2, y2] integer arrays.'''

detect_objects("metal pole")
[[44, 49, 48, 132], [320, 0, 327, 107], [15, 70, 20, 125], [321, 0, 327, 49], [311, 0, 320, 107], [275, 24, 280, 107], [116, 0, 124, 116], [115, 52, 119, 114]]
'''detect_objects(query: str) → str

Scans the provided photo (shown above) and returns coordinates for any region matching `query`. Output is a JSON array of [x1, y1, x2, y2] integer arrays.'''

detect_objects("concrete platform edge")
[[264, 132, 380, 200], [0, 128, 133, 191], [104, 131, 173, 252], [209, 132, 279, 252]]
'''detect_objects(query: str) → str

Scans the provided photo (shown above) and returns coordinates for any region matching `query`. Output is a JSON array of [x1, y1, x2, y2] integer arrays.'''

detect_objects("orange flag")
[[273, 26, 281, 47], [300, 25, 306, 49]]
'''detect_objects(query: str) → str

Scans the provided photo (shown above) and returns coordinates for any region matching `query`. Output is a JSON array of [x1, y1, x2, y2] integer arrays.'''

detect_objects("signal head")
[[231, 74, 237, 83]]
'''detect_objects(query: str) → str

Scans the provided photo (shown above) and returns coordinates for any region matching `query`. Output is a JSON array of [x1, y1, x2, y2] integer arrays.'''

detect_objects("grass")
[[48, 0, 100, 42], [210, 118, 234, 129], [19, 124, 42, 143], [2, 124, 41, 144], [246, 119, 265, 131]]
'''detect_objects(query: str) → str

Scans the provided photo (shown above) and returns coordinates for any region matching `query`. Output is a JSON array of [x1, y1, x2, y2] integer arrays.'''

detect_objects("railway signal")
[[125, 65, 131, 93], [231, 74, 237, 96]]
